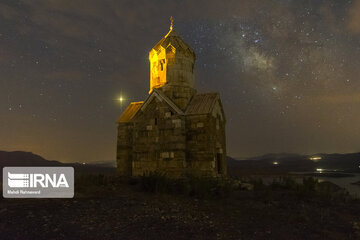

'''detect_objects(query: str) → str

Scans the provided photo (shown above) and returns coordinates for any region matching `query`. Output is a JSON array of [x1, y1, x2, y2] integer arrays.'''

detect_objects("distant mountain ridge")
[[1, 150, 359, 176], [0, 151, 64, 166], [228, 152, 360, 175], [236, 152, 360, 161], [0, 151, 115, 173]]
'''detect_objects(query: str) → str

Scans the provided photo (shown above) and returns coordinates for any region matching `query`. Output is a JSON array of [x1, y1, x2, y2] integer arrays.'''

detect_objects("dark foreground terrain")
[[1, 174, 360, 240]]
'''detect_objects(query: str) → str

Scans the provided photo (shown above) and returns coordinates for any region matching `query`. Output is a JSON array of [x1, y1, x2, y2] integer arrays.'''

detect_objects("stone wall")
[[117, 92, 227, 178], [163, 50, 196, 110], [185, 105, 226, 176], [165, 53, 195, 89], [161, 85, 196, 111], [131, 97, 187, 177], [185, 115, 213, 176], [116, 122, 133, 176], [117, 98, 227, 177]]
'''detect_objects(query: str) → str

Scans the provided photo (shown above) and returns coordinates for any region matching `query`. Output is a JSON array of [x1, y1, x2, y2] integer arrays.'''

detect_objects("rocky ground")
[[1, 176, 360, 240]]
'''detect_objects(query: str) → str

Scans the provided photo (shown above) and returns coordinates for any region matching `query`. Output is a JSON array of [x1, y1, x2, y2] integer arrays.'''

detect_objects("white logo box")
[[3, 167, 74, 198]]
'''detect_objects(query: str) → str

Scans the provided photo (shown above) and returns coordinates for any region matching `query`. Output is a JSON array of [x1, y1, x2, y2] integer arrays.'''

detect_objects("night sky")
[[1, 0, 359, 163]]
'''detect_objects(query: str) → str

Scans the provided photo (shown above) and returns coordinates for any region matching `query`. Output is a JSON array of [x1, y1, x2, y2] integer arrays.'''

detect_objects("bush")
[[76, 173, 109, 187], [316, 181, 350, 200], [302, 177, 318, 192], [139, 172, 238, 199], [184, 176, 235, 198], [247, 178, 265, 190], [269, 176, 297, 190], [140, 171, 170, 193]]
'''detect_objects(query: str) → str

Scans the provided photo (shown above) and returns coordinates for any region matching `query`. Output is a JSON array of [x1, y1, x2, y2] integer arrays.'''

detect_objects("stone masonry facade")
[[116, 20, 226, 178]]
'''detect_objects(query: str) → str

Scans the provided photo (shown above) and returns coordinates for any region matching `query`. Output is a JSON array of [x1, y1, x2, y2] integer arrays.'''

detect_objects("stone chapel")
[[116, 18, 226, 177]]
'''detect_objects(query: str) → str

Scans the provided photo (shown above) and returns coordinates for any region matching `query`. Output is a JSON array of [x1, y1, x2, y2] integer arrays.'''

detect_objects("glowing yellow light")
[[148, 17, 176, 93], [149, 50, 167, 93], [170, 16, 174, 31], [316, 168, 323, 172], [272, 161, 279, 165], [119, 97, 123, 102], [310, 156, 322, 161]]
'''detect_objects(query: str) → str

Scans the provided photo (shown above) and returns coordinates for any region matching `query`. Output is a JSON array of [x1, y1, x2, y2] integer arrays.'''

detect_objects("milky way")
[[0, 0, 359, 162]]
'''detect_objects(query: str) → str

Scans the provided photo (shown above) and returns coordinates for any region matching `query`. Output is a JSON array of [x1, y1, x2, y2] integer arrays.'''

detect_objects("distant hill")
[[2, 150, 359, 177], [246, 153, 306, 161], [0, 151, 65, 166], [0, 151, 116, 174], [227, 152, 360, 176]]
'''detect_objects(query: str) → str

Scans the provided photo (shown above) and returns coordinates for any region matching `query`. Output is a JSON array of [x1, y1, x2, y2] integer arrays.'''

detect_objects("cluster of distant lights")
[[272, 156, 323, 166], [271, 156, 351, 173], [316, 168, 339, 173]]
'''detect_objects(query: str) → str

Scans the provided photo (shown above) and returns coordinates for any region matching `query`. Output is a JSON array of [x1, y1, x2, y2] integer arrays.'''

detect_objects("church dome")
[[151, 28, 195, 59], [148, 17, 197, 110]]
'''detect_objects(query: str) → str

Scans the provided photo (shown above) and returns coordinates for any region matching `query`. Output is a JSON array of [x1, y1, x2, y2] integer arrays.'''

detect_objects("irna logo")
[[8, 172, 69, 188], [3, 167, 74, 198]]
